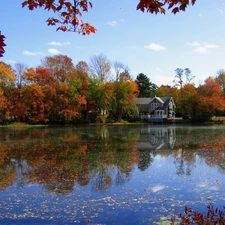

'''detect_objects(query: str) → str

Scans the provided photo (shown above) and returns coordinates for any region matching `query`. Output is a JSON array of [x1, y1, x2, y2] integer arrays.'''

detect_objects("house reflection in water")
[[138, 126, 176, 150]]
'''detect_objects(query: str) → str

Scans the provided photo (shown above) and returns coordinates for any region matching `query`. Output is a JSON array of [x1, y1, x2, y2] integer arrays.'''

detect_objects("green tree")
[[85, 77, 103, 122], [135, 73, 158, 97], [112, 78, 139, 121], [178, 83, 199, 119]]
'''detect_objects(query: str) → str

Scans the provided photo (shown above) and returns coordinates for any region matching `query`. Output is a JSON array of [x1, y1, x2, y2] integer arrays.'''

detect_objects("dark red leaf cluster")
[[176, 204, 225, 225], [21, 0, 97, 34], [137, 0, 196, 14], [0, 31, 6, 57]]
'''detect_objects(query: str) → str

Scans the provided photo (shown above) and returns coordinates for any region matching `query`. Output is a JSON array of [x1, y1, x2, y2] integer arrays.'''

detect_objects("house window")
[[169, 101, 173, 109], [151, 103, 159, 110]]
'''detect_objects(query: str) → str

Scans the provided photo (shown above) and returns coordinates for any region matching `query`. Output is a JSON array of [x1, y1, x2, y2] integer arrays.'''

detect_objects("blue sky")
[[1, 0, 225, 86]]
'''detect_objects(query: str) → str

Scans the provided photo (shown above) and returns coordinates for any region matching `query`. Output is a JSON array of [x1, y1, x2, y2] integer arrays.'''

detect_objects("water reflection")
[[0, 125, 225, 194], [2, 125, 225, 224], [139, 126, 176, 150], [0, 126, 225, 195]]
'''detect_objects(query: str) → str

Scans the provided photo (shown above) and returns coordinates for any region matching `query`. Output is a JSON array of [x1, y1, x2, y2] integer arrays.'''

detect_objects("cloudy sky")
[[1, 0, 225, 86]]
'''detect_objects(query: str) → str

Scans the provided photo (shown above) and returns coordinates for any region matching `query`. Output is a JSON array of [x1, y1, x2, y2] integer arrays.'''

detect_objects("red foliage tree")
[[198, 77, 225, 119]]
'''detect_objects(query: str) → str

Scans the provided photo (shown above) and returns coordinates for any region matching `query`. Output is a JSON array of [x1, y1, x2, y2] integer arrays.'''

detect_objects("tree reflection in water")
[[0, 125, 225, 194]]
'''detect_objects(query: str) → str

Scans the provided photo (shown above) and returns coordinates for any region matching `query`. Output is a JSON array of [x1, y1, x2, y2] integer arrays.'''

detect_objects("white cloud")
[[106, 21, 117, 26], [48, 41, 71, 46], [188, 42, 219, 54], [204, 43, 218, 49], [145, 43, 166, 51], [195, 46, 207, 53], [23, 50, 44, 56], [48, 48, 60, 54], [186, 41, 200, 47]]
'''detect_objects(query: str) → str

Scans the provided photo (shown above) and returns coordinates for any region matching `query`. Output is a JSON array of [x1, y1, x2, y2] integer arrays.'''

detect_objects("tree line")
[[1, 54, 225, 124], [0, 54, 139, 124], [137, 69, 225, 121]]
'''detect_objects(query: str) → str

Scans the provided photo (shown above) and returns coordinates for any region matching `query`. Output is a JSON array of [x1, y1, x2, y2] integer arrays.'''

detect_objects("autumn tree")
[[19, 66, 54, 122], [178, 83, 199, 119], [84, 77, 114, 123], [156, 85, 179, 101], [112, 73, 139, 121], [0, 62, 16, 87], [89, 54, 111, 84], [67, 76, 87, 122], [76, 61, 89, 77], [0, 62, 16, 123], [198, 77, 225, 120], [22, 64, 87, 123], [21, 84, 49, 123], [75, 61, 89, 92], [135, 73, 158, 97], [42, 54, 76, 83], [0, 90, 8, 123], [97, 82, 114, 123]]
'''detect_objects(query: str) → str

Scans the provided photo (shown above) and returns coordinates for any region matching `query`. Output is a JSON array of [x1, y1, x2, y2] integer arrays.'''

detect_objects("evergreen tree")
[[135, 73, 158, 97]]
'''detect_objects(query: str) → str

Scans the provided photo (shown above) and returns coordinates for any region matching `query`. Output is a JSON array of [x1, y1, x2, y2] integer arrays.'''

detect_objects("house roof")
[[151, 96, 164, 104], [160, 97, 172, 106], [135, 96, 173, 106], [135, 98, 152, 105]]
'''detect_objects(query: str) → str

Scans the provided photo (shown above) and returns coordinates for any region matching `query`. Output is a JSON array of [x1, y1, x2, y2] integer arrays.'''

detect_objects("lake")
[[0, 124, 225, 224]]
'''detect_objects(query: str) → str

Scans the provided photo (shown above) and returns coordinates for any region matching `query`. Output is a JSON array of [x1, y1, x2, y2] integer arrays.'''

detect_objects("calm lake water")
[[1, 125, 225, 224]]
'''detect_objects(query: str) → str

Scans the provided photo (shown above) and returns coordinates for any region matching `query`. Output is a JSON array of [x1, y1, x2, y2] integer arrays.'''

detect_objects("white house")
[[135, 96, 176, 122]]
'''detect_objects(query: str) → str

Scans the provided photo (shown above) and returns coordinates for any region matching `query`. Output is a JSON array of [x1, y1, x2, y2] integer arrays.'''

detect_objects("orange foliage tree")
[[21, 58, 88, 123], [42, 54, 76, 82], [0, 62, 16, 122], [21, 84, 49, 123], [198, 77, 225, 120]]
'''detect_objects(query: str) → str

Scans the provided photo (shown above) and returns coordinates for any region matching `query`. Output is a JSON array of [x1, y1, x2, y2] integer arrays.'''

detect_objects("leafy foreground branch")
[[156, 204, 225, 225]]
